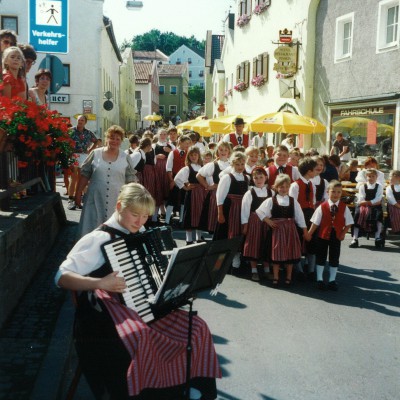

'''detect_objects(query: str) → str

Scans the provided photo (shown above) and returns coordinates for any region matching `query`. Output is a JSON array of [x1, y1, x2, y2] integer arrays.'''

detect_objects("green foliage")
[[123, 29, 205, 56], [188, 85, 205, 107]]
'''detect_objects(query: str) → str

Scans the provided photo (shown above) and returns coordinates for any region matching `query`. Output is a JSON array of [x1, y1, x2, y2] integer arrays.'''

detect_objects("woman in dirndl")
[[386, 170, 400, 234], [256, 174, 309, 288]]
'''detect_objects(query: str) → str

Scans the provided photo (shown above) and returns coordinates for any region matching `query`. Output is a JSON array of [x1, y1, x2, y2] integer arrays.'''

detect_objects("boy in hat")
[[222, 117, 249, 147]]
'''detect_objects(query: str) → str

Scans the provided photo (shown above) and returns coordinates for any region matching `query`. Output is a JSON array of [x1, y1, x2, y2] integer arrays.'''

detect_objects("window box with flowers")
[[253, 1, 271, 15], [224, 89, 233, 98], [234, 81, 248, 92], [237, 14, 251, 27], [251, 74, 266, 88], [0, 97, 76, 168], [276, 72, 295, 79]]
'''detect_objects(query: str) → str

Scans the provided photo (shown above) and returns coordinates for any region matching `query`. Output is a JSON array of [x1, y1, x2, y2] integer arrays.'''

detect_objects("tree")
[[188, 85, 205, 108], [122, 30, 205, 56]]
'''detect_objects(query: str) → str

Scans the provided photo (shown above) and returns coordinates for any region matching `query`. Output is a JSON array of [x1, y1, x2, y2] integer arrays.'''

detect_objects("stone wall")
[[0, 193, 66, 329]]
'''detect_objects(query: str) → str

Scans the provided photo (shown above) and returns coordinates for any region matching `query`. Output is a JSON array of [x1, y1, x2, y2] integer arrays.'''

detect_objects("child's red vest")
[[318, 201, 347, 240], [295, 179, 314, 209], [229, 133, 249, 147], [267, 164, 293, 187], [172, 149, 186, 175]]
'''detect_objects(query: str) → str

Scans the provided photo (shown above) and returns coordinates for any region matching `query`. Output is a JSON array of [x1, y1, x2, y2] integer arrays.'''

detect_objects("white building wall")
[[0, 0, 124, 139]]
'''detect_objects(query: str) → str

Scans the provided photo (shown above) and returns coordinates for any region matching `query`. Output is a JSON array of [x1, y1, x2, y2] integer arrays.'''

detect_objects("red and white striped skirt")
[[154, 158, 169, 206], [227, 194, 243, 239], [270, 218, 301, 262], [208, 191, 218, 232], [142, 164, 157, 200], [388, 204, 400, 232], [242, 212, 268, 259], [95, 289, 221, 397], [191, 185, 208, 228], [356, 205, 370, 230]]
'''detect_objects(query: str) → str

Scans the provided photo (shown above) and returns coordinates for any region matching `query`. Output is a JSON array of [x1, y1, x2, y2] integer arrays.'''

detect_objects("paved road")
[[1, 178, 399, 399]]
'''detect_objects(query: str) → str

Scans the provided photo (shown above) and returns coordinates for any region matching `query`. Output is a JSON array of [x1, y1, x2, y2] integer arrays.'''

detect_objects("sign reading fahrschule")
[[29, 0, 69, 54]]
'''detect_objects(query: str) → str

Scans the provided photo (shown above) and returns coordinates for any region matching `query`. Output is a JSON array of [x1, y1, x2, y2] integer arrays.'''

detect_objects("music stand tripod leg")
[[184, 299, 198, 400]]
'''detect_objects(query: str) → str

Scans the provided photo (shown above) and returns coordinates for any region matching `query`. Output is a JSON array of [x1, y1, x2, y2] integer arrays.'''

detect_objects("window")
[[199, 70, 204, 77], [62, 64, 70, 87], [252, 52, 269, 81], [159, 105, 165, 115], [238, 0, 252, 16], [377, 0, 399, 52], [170, 85, 177, 95], [135, 91, 141, 100], [189, 71, 192, 78], [169, 105, 177, 115], [176, 58, 181, 65], [188, 57, 192, 64], [236, 61, 250, 87], [334, 13, 354, 62], [199, 82, 204, 89], [159, 85, 165, 95], [1, 16, 18, 33]]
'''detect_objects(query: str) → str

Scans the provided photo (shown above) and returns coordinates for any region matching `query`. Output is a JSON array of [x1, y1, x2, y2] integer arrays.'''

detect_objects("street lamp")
[[126, 1, 143, 9]]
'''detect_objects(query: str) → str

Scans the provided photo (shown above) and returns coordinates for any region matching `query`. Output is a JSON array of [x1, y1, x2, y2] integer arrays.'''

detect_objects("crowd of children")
[[125, 128, 399, 292]]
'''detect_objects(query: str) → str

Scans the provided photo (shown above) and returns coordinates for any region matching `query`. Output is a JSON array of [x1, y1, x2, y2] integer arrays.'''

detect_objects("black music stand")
[[151, 236, 243, 400]]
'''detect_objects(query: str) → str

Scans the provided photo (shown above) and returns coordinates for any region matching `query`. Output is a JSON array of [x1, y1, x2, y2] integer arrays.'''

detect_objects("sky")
[[103, 0, 234, 45]]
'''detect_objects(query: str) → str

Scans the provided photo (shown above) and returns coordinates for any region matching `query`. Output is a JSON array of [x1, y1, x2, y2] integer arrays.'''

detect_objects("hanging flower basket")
[[251, 74, 266, 88], [237, 14, 251, 27], [224, 89, 233, 98], [253, 1, 271, 15], [234, 81, 248, 92]]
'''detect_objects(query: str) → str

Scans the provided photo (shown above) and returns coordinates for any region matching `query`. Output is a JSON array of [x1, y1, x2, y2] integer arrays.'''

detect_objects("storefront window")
[[331, 105, 395, 172]]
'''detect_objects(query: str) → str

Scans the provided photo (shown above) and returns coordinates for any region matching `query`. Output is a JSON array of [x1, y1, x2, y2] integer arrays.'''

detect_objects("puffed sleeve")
[[174, 166, 189, 189], [256, 197, 273, 220], [125, 153, 138, 183], [80, 150, 95, 179]]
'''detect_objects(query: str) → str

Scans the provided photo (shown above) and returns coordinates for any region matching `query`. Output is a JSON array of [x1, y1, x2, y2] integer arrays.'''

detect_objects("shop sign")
[[273, 46, 297, 74], [50, 93, 69, 103], [340, 107, 384, 116], [279, 29, 292, 43]]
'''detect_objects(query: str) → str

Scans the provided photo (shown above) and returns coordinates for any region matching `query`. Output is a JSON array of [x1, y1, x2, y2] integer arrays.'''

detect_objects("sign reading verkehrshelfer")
[[29, 0, 69, 54]]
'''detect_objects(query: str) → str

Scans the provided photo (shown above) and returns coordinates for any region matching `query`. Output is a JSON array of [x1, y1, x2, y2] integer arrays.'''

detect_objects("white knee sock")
[[375, 222, 383, 239], [186, 230, 193, 242], [232, 253, 241, 268], [316, 265, 324, 282], [297, 261, 304, 273], [329, 266, 338, 282], [165, 205, 174, 224], [353, 227, 359, 239], [195, 230, 202, 241], [179, 204, 185, 222]]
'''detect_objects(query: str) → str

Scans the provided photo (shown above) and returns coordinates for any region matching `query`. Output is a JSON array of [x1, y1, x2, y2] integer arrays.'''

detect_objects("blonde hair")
[[390, 170, 400, 179], [229, 151, 246, 166], [105, 125, 125, 141], [273, 173, 291, 189], [118, 183, 155, 215], [2, 46, 25, 78], [185, 146, 202, 166], [245, 146, 259, 157], [328, 180, 342, 191], [365, 168, 378, 177], [216, 141, 232, 156]]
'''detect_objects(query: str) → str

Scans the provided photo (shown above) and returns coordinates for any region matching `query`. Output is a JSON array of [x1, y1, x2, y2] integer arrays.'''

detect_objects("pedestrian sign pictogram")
[[29, 0, 69, 54]]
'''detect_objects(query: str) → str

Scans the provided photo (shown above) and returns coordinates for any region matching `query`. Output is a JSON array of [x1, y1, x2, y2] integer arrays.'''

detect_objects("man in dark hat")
[[222, 117, 249, 147]]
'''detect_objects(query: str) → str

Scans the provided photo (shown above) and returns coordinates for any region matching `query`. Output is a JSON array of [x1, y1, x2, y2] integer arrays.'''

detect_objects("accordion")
[[101, 226, 175, 323]]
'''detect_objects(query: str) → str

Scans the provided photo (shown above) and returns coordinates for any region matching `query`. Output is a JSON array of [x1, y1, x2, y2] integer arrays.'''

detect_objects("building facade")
[[158, 64, 189, 124], [313, 0, 400, 170]]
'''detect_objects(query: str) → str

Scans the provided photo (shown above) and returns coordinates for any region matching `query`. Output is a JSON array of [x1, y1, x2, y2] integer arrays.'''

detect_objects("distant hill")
[[120, 29, 205, 56]]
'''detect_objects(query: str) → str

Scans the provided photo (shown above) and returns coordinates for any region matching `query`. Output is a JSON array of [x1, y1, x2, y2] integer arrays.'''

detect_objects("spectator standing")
[[330, 132, 351, 163], [281, 134, 296, 151], [222, 117, 249, 147]]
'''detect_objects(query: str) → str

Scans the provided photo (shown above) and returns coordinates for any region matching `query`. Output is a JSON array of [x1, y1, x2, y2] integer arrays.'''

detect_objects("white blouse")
[[310, 199, 354, 226], [311, 175, 329, 202], [216, 171, 247, 206], [256, 194, 306, 228], [357, 182, 384, 205], [289, 175, 316, 206], [174, 164, 202, 189], [386, 184, 400, 205], [130, 149, 146, 169], [241, 187, 274, 224]]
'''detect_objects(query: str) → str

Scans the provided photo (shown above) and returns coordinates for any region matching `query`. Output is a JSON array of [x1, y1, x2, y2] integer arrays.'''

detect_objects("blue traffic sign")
[[29, 0, 69, 54], [38, 54, 65, 93]]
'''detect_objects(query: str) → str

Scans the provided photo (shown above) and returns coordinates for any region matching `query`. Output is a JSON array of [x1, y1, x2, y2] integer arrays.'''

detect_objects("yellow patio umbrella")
[[249, 111, 326, 134], [333, 117, 375, 130], [144, 114, 163, 122], [176, 120, 196, 130], [190, 118, 212, 137], [209, 114, 254, 133]]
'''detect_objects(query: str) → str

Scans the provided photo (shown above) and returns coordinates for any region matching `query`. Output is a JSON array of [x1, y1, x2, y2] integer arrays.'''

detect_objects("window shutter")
[[244, 60, 250, 87], [236, 65, 241, 83], [252, 57, 257, 78], [262, 52, 269, 81]]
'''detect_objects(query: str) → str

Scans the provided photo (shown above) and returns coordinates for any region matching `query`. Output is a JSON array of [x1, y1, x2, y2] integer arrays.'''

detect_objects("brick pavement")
[[0, 179, 80, 400]]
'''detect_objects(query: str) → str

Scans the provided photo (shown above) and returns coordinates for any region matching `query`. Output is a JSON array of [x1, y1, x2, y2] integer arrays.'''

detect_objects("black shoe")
[[317, 281, 327, 291], [375, 238, 384, 248], [307, 271, 316, 282], [186, 241, 194, 245], [328, 281, 339, 291], [296, 271, 306, 282], [349, 239, 359, 248]]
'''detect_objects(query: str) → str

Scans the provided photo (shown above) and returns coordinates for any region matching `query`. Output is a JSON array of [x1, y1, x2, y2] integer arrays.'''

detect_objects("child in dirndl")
[[174, 147, 207, 244], [241, 167, 273, 281], [350, 168, 384, 248], [196, 142, 232, 233], [256, 174, 309, 288], [214, 151, 249, 271], [386, 170, 400, 234], [129, 137, 153, 185]]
